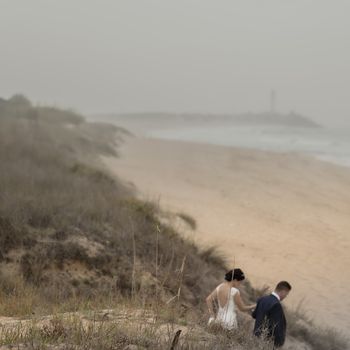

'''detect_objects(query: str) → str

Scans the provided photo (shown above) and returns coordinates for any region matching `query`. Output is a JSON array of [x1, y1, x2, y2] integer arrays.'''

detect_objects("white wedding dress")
[[214, 284, 239, 330]]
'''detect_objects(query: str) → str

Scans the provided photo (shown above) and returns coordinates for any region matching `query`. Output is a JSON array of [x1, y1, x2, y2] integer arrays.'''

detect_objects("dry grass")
[[0, 95, 226, 310], [176, 213, 197, 230], [285, 304, 349, 350], [0, 304, 276, 350]]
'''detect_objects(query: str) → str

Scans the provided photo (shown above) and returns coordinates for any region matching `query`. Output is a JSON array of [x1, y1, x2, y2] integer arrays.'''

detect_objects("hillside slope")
[[0, 95, 347, 349]]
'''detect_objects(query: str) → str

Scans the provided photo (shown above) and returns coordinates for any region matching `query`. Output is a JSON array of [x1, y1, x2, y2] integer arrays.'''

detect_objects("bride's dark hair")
[[225, 268, 245, 281]]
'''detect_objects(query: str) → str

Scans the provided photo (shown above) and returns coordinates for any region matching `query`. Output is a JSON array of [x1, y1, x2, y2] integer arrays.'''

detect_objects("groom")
[[252, 281, 292, 348]]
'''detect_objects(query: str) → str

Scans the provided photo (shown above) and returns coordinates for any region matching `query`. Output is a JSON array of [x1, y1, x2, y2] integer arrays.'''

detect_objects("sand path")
[[105, 136, 350, 333]]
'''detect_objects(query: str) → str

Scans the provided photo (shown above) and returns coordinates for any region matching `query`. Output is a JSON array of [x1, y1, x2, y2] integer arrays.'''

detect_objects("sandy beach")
[[105, 135, 350, 333]]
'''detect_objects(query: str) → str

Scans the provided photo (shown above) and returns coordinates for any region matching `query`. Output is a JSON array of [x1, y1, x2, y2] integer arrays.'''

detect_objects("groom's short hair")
[[275, 281, 292, 291]]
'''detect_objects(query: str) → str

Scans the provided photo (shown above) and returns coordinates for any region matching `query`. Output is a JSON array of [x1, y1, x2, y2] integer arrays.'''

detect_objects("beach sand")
[[105, 136, 350, 333]]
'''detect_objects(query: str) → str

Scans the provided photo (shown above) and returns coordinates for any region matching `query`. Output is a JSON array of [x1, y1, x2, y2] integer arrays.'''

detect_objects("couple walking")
[[206, 268, 292, 348]]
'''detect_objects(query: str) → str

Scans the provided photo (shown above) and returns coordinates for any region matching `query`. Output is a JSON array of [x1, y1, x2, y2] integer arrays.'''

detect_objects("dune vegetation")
[[0, 95, 348, 349]]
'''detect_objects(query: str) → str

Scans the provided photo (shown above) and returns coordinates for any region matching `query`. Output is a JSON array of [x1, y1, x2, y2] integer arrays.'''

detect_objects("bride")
[[206, 268, 255, 330]]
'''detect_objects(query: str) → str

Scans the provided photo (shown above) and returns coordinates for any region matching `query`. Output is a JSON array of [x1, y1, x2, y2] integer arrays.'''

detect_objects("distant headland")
[[94, 111, 321, 129]]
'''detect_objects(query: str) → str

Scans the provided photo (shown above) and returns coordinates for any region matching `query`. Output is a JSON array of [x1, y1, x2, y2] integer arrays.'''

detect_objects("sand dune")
[[105, 136, 350, 333]]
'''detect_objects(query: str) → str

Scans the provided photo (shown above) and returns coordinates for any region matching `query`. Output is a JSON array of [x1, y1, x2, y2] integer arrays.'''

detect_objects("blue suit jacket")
[[252, 294, 287, 347]]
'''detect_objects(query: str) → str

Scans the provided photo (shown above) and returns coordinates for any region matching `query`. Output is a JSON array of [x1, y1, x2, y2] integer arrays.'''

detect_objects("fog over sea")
[[148, 125, 350, 168]]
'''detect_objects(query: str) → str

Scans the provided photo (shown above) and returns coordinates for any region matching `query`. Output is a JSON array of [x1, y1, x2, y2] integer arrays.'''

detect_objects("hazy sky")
[[1, 1, 350, 126]]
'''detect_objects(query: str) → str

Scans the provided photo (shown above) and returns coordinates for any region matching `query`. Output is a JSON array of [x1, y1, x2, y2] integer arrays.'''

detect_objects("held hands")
[[249, 304, 256, 312]]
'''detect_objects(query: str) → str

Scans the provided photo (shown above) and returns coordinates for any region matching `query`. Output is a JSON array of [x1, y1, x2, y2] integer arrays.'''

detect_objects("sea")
[[148, 125, 350, 168]]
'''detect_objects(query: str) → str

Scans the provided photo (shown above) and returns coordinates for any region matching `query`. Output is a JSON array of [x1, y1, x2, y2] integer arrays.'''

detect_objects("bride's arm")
[[205, 288, 217, 318], [234, 292, 256, 312]]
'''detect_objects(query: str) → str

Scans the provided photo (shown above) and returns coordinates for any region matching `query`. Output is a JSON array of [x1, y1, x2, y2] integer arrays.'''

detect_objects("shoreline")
[[105, 135, 350, 333], [89, 114, 350, 169], [149, 135, 350, 170]]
